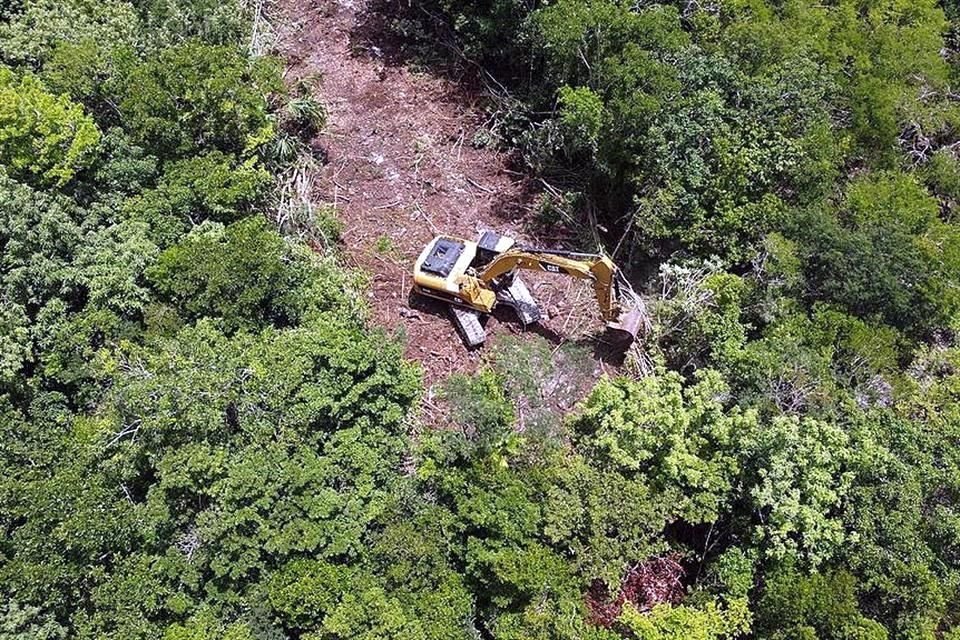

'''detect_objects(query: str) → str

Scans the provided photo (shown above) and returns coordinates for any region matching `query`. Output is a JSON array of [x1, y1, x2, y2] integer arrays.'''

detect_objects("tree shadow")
[[349, 0, 476, 82], [590, 336, 630, 369], [348, 1, 412, 68], [482, 172, 544, 227], [491, 306, 565, 346]]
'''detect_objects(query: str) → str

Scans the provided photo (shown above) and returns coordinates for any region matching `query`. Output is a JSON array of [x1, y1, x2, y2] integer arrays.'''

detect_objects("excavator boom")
[[477, 248, 620, 321]]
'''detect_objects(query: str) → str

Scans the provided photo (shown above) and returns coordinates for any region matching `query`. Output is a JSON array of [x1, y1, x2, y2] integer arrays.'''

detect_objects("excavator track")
[[449, 305, 486, 348], [495, 275, 541, 326]]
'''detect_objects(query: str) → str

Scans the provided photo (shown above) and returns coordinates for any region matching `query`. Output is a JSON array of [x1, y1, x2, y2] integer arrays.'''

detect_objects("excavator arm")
[[476, 248, 627, 324]]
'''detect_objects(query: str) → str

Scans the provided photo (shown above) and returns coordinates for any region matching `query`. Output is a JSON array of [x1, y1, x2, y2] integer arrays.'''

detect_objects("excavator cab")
[[420, 237, 464, 277]]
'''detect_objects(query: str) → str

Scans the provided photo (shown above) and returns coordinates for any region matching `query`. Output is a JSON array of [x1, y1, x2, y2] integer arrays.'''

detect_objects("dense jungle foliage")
[[3, 0, 960, 639]]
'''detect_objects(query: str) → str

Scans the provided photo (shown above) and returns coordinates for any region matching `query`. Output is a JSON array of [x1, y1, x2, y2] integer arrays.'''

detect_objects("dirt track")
[[275, 0, 611, 389]]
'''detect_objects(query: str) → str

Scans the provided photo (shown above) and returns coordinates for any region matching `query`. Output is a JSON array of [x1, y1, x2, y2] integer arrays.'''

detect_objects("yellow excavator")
[[412, 231, 645, 347]]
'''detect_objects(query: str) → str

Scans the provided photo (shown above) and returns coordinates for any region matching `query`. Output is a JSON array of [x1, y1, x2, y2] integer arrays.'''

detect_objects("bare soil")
[[274, 0, 615, 391]]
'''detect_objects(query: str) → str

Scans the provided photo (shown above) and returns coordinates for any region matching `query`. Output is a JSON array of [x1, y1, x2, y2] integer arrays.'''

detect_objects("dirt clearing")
[[274, 0, 616, 388]]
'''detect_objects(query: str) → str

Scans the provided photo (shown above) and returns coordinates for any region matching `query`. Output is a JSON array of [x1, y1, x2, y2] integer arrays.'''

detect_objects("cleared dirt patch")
[[274, 0, 617, 388]]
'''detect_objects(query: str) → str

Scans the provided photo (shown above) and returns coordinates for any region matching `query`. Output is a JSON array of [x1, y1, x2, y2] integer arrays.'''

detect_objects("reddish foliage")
[[585, 555, 686, 627]]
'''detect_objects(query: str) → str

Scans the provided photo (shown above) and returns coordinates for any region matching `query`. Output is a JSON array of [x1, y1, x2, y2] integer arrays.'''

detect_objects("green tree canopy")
[[0, 69, 101, 186]]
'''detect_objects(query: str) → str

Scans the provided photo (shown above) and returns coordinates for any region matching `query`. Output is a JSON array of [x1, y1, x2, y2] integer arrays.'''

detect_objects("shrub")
[[794, 172, 960, 335], [146, 217, 359, 332], [443, 368, 515, 447], [119, 41, 281, 158], [0, 0, 139, 67], [0, 68, 101, 185]]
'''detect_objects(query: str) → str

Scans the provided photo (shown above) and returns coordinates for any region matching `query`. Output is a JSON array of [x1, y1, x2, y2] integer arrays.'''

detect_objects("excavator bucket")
[[605, 296, 647, 344]]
